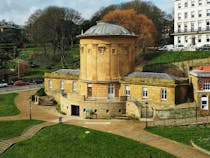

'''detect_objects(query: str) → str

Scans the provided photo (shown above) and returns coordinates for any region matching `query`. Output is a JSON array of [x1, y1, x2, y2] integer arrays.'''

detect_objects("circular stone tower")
[[77, 22, 137, 98]]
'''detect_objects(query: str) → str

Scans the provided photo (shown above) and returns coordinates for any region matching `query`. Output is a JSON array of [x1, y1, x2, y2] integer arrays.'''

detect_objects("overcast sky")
[[0, 0, 173, 25]]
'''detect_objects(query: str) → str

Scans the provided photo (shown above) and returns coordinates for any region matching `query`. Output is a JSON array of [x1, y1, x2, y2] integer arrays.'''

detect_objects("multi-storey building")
[[174, 0, 210, 48]]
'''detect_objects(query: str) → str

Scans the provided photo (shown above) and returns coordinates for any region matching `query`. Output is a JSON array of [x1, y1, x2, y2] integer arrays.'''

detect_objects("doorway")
[[71, 105, 80, 116]]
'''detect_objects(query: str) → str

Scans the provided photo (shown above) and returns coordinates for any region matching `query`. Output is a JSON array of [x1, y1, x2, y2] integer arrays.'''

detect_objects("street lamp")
[[29, 97, 32, 120], [145, 102, 148, 129]]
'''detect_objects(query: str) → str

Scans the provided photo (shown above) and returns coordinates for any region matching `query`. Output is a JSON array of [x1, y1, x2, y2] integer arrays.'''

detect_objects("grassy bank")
[[0, 93, 19, 117], [146, 125, 210, 151], [0, 120, 43, 140], [1, 124, 176, 158]]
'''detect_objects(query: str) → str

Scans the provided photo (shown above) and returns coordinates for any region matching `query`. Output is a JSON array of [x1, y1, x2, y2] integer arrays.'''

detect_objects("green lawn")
[[0, 124, 176, 158], [146, 51, 210, 66], [0, 93, 20, 117], [146, 125, 210, 151], [0, 120, 43, 140]]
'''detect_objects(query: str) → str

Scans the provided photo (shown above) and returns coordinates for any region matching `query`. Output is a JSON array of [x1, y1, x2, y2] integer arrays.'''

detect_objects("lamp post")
[[145, 102, 148, 129], [29, 97, 32, 120]]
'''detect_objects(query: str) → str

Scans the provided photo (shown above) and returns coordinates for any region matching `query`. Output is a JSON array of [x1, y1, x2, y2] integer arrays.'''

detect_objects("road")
[[0, 84, 44, 94]]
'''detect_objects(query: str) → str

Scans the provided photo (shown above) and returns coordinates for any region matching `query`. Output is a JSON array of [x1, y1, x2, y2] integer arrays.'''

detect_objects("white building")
[[174, 0, 210, 48]]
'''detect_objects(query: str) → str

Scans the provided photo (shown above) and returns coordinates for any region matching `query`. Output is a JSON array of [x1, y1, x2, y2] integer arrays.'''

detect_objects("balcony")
[[174, 27, 210, 35]]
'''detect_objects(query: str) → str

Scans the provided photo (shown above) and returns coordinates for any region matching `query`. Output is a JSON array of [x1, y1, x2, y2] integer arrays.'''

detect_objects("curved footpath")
[[0, 91, 209, 158]]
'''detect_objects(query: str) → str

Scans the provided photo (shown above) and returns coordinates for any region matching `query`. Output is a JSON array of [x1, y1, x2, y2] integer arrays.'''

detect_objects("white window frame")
[[203, 80, 210, 90], [201, 95, 208, 110], [72, 81, 77, 91], [161, 88, 167, 100], [125, 85, 130, 96], [142, 87, 148, 98], [49, 80, 53, 89], [60, 80, 64, 90], [207, 9, 210, 16]]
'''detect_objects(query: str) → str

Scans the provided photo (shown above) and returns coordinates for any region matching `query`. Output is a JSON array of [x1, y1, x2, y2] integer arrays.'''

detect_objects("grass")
[[145, 51, 210, 66], [0, 120, 43, 140], [0, 93, 20, 117], [0, 124, 176, 158], [146, 125, 210, 151]]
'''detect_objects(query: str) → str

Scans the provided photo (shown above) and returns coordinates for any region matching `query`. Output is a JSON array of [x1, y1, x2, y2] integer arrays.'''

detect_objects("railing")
[[175, 27, 210, 34]]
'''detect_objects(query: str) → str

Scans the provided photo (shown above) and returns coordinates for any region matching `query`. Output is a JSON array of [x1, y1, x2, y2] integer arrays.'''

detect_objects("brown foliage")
[[102, 9, 157, 49]]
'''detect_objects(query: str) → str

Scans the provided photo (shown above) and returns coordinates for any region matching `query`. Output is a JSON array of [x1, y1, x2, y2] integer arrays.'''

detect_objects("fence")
[[149, 116, 210, 127]]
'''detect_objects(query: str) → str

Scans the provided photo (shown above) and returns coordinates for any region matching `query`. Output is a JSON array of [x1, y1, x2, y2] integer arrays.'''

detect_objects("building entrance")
[[71, 105, 80, 116]]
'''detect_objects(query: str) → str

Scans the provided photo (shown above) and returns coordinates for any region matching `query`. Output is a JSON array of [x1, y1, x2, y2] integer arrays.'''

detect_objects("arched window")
[[201, 95, 208, 110]]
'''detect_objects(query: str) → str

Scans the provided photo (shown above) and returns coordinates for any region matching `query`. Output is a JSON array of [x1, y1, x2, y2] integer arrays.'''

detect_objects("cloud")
[[0, 0, 173, 25]]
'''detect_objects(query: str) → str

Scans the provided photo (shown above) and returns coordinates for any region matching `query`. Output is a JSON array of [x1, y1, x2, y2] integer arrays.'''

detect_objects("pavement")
[[0, 91, 210, 158]]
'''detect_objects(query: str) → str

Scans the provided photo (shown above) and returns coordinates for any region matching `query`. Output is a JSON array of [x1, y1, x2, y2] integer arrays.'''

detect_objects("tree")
[[89, 0, 173, 45], [26, 6, 83, 67], [102, 9, 157, 50]]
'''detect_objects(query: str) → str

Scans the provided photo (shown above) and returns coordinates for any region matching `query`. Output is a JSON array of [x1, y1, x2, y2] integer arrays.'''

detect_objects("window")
[[198, 10, 202, 17], [178, 24, 181, 32], [191, 22, 195, 31], [178, 13, 181, 20], [185, 2, 188, 7], [178, 36, 181, 43], [198, 0, 202, 5], [191, 0, 195, 6], [207, 9, 210, 16], [178, 3, 181, 8], [125, 85, 130, 96], [198, 22, 202, 31], [112, 48, 117, 55], [208, 0, 210, 4], [191, 11, 195, 18], [198, 35, 202, 42], [142, 87, 148, 98], [207, 35, 210, 42], [60, 80, 64, 90], [72, 81, 77, 91], [161, 89, 167, 100], [184, 23, 188, 32], [201, 95, 208, 110], [203, 80, 210, 90], [98, 47, 105, 54], [185, 36, 188, 43], [184, 12, 188, 19], [207, 21, 210, 30], [49, 80, 53, 89]]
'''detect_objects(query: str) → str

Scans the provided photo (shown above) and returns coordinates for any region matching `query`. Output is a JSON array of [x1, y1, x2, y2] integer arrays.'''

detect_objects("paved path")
[[0, 122, 55, 154], [0, 91, 210, 158]]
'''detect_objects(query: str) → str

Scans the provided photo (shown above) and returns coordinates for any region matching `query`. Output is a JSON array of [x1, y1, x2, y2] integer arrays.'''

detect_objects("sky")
[[0, 0, 173, 25]]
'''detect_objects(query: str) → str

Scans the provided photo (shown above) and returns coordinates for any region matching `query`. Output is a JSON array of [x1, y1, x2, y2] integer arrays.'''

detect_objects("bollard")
[[58, 117, 62, 124]]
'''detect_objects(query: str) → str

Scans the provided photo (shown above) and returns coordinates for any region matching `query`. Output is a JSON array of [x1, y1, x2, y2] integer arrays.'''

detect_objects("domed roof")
[[78, 21, 136, 37]]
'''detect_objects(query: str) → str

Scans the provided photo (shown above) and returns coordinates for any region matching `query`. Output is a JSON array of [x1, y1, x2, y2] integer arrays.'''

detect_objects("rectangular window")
[[178, 24, 181, 32], [142, 87, 148, 98], [207, 9, 210, 16], [72, 81, 77, 91], [198, 10, 202, 17], [207, 21, 210, 30], [98, 47, 105, 54], [199, 0, 202, 5], [125, 85, 130, 96], [191, 22, 195, 32], [208, 0, 210, 4], [178, 3, 181, 8], [198, 35, 202, 42], [161, 89, 167, 100], [184, 23, 188, 32], [184, 12, 188, 19], [185, 2, 188, 7], [207, 35, 210, 42], [201, 96, 208, 110], [191, 0, 195, 6], [185, 36, 188, 43], [203, 80, 210, 90], [60, 80, 64, 90], [49, 80, 53, 89], [191, 11, 195, 18], [178, 36, 181, 43], [178, 13, 181, 20]]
